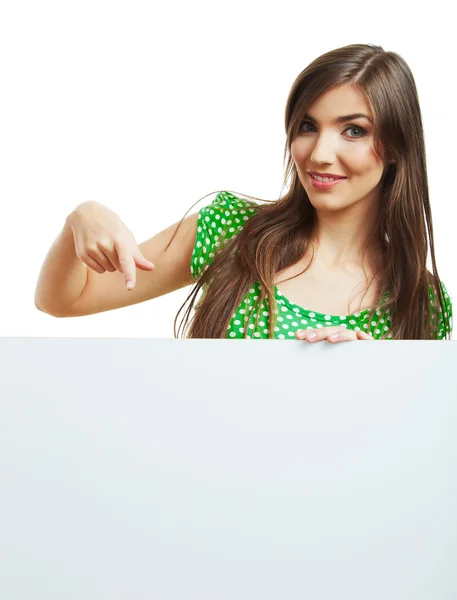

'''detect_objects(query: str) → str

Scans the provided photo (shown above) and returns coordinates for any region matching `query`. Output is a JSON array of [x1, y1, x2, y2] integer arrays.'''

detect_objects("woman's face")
[[291, 83, 387, 212]]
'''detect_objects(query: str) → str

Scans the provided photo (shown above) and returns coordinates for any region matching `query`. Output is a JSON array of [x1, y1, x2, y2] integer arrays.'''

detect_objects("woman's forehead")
[[305, 84, 373, 122]]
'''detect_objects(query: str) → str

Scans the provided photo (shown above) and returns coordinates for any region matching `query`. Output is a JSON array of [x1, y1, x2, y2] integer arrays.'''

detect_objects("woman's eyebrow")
[[303, 112, 373, 124]]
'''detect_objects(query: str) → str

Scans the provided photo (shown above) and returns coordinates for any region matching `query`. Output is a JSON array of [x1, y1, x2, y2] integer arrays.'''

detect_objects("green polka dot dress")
[[190, 191, 453, 340]]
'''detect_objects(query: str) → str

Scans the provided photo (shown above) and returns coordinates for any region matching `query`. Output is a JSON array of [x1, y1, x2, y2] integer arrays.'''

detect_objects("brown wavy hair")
[[166, 43, 450, 340]]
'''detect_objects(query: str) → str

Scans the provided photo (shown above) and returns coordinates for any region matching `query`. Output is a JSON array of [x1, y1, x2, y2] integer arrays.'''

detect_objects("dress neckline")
[[274, 285, 390, 319]]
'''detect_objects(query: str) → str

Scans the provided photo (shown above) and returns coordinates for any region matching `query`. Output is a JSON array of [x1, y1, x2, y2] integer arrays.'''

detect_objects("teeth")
[[311, 174, 336, 182]]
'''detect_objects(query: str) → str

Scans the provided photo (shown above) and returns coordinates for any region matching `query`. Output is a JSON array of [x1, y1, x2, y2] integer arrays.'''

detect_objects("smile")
[[308, 173, 347, 189], [311, 174, 339, 182]]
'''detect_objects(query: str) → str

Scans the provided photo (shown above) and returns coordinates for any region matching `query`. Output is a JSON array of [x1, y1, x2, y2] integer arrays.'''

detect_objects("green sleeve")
[[433, 281, 453, 340], [190, 191, 259, 281]]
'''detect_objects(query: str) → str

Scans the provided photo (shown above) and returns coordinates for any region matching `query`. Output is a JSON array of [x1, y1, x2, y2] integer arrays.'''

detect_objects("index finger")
[[115, 241, 137, 290]]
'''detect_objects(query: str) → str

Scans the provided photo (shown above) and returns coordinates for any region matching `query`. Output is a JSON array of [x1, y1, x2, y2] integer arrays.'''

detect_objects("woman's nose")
[[309, 134, 338, 163]]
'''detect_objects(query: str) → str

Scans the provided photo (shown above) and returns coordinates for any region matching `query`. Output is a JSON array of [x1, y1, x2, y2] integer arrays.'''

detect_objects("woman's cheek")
[[344, 142, 376, 172]]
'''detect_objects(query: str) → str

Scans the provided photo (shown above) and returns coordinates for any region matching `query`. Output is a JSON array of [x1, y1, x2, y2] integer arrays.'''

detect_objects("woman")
[[177, 43, 452, 340], [34, 43, 453, 341]]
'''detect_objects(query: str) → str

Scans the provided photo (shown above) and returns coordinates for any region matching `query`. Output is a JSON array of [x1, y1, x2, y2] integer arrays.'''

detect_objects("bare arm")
[[34, 212, 199, 318], [34, 217, 88, 317]]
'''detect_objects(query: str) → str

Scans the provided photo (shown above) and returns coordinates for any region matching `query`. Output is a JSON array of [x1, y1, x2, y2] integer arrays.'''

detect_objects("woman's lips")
[[308, 173, 347, 190]]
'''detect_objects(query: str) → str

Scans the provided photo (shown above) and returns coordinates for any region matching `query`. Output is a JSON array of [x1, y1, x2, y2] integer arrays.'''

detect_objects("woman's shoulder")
[[428, 279, 453, 339], [190, 191, 259, 281], [428, 279, 452, 305], [200, 190, 260, 214]]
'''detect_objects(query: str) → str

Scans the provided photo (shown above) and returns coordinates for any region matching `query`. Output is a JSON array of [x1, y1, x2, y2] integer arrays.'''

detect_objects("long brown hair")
[[167, 43, 450, 340]]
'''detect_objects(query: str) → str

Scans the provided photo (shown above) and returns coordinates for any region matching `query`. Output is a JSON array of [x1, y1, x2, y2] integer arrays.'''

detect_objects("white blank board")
[[0, 338, 456, 600]]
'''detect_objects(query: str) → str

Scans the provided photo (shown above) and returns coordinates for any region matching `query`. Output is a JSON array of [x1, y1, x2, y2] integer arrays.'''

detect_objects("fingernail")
[[126, 280, 134, 290], [308, 332, 317, 340], [329, 333, 339, 341]]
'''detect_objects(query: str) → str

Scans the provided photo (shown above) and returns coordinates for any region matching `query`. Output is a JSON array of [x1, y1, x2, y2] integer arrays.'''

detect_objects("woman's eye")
[[299, 121, 366, 138], [345, 125, 366, 137], [300, 121, 315, 133]]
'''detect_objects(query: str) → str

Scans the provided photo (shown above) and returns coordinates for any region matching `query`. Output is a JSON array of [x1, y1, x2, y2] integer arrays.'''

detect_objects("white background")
[[2, 0, 454, 338]]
